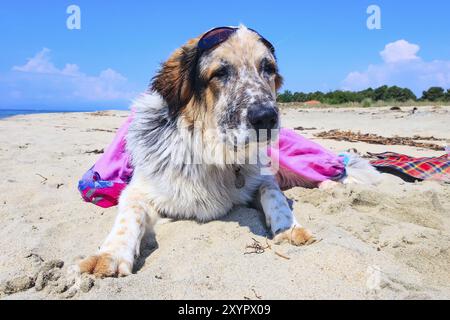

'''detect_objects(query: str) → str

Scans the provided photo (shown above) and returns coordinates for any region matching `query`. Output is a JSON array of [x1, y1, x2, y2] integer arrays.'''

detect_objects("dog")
[[79, 25, 315, 278]]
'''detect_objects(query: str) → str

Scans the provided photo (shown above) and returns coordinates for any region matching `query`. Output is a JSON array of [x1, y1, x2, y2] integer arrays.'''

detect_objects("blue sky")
[[1, 0, 449, 109]]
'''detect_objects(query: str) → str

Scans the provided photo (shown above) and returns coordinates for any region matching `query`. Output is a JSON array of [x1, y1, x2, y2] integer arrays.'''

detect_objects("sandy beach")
[[1, 106, 449, 300]]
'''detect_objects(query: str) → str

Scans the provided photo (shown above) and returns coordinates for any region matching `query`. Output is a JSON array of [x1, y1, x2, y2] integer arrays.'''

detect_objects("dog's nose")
[[248, 106, 278, 131]]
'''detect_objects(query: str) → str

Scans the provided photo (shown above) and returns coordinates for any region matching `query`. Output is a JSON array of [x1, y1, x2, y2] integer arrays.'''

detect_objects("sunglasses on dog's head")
[[198, 26, 275, 56]]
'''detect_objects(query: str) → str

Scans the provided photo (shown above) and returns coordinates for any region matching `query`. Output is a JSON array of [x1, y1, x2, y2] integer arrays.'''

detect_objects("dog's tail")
[[339, 152, 382, 185]]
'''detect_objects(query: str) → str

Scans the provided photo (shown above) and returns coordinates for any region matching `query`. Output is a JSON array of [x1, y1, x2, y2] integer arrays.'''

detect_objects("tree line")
[[277, 86, 450, 104]]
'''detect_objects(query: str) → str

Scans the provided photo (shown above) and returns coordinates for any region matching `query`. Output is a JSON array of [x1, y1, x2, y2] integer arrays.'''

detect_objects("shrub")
[[362, 98, 373, 108]]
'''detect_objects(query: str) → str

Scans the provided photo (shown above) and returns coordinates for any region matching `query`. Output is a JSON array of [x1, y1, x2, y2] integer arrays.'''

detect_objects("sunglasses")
[[197, 26, 275, 56]]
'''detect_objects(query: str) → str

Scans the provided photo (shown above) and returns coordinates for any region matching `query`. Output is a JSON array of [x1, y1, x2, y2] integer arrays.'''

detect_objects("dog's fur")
[[79, 26, 315, 277]]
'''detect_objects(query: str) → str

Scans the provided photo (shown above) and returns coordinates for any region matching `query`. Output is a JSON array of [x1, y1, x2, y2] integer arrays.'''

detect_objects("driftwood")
[[84, 149, 104, 155], [86, 128, 115, 133], [315, 130, 445, 151], [294, 126, 317, 131], [89, 111, 110, 117]]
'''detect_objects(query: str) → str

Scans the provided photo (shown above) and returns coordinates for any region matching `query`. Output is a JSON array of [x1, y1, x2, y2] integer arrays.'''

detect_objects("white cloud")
[[3, 48, 139, 107], [61, 63, 83, 77], [342, 40, 450, 95], [13, 48, 86, 77], [13, 48, 60, 74], [380, 40, 420, 63], [73, 68, 132, 101]]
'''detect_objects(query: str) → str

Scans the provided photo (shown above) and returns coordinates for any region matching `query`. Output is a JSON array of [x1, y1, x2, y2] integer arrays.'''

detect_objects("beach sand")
[[1, 106, 449, 300]]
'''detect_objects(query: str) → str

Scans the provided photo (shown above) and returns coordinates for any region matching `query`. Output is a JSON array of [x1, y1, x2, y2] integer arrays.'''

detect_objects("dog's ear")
[[151, 38, 200, 117], [275, 73, 283, 92], [258, 36, 283, 91]]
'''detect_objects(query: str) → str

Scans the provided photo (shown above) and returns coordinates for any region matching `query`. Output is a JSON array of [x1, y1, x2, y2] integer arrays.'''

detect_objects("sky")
[[0, 0, 449, 110]]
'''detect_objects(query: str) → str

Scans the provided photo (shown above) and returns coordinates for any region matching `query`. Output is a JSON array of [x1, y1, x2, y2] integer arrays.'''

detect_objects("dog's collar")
[[234, 166, 246, 189]]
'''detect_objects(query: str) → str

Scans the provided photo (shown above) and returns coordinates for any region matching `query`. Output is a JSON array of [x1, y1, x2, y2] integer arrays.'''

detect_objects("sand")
[[0, 106, 449, 300]]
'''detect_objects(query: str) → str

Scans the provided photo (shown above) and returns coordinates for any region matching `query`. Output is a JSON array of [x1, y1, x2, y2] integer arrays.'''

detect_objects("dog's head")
[[152, 25, 283, 148]]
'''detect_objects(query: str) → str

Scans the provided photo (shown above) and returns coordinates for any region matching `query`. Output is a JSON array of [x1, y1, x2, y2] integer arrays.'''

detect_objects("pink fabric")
[[79, 115, 345, 208], [78, 115, 133, 208], [93, 115, 134, 184], [270, 128, 345, 187]]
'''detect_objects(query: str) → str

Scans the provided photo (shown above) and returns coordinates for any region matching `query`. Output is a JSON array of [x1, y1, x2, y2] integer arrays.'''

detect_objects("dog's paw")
[[273, 227, 316, 246], [78, 253, 132, 278]]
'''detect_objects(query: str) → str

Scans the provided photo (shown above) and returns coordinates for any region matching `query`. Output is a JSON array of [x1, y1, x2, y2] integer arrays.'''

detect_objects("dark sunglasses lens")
[[260, 38, 275, 54], [198, 27, 236, 51], [247, 28, 275, 54], [198, 27, 275, 56]]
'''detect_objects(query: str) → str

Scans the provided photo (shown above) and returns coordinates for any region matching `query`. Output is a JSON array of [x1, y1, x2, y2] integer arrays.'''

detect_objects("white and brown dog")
[[79, 25, 316, 278]]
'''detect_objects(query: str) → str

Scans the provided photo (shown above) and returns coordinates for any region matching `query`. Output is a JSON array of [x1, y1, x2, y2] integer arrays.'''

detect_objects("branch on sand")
[[244, 238, 291, 260], [84, 149, 104, 155], [35, 173, 48, 184]]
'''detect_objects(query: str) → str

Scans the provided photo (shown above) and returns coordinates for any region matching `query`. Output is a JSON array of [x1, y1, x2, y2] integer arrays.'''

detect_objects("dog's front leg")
[[79, 180, 156, 277], [257, 177, 315, 246]]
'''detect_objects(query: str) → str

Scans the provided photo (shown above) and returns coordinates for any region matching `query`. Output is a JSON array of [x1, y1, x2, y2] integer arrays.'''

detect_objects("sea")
[[0, 108, 123, 119]]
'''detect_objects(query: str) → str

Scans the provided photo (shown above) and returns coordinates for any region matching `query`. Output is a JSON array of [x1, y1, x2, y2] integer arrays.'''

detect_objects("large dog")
[[79, 26, 315, 277]]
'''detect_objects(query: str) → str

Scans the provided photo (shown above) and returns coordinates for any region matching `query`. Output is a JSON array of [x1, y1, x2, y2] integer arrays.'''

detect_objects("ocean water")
[[0, 108, 118, 119], [0, 109, 61, 119]]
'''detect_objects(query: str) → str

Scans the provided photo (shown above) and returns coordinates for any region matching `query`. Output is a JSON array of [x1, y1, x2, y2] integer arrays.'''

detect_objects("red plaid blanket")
[[369, 152, 450, 182]]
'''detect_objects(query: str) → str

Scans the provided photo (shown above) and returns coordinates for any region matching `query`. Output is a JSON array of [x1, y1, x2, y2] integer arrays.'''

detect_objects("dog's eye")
[[211, 66, 229, 80], [261, 59, 276, 75]]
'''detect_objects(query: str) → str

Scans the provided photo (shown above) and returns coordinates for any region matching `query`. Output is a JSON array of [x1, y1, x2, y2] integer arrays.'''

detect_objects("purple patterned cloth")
[[78, 115, 133, 208]]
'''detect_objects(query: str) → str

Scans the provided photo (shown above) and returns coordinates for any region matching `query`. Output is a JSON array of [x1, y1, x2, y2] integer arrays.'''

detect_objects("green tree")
[[421, 87, 445, 101], [308, 91, 325, 102], [358, 88, 374, 101], [277, 90, 294, 103], [373, 85, 389, 101], [385, 86, 416, 102], [277, 86, 418, 104], [445, 89, 450, 102], [293, 92, 308, 102], [400, 88, 417, 102], [324, 90, 354, 104]]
